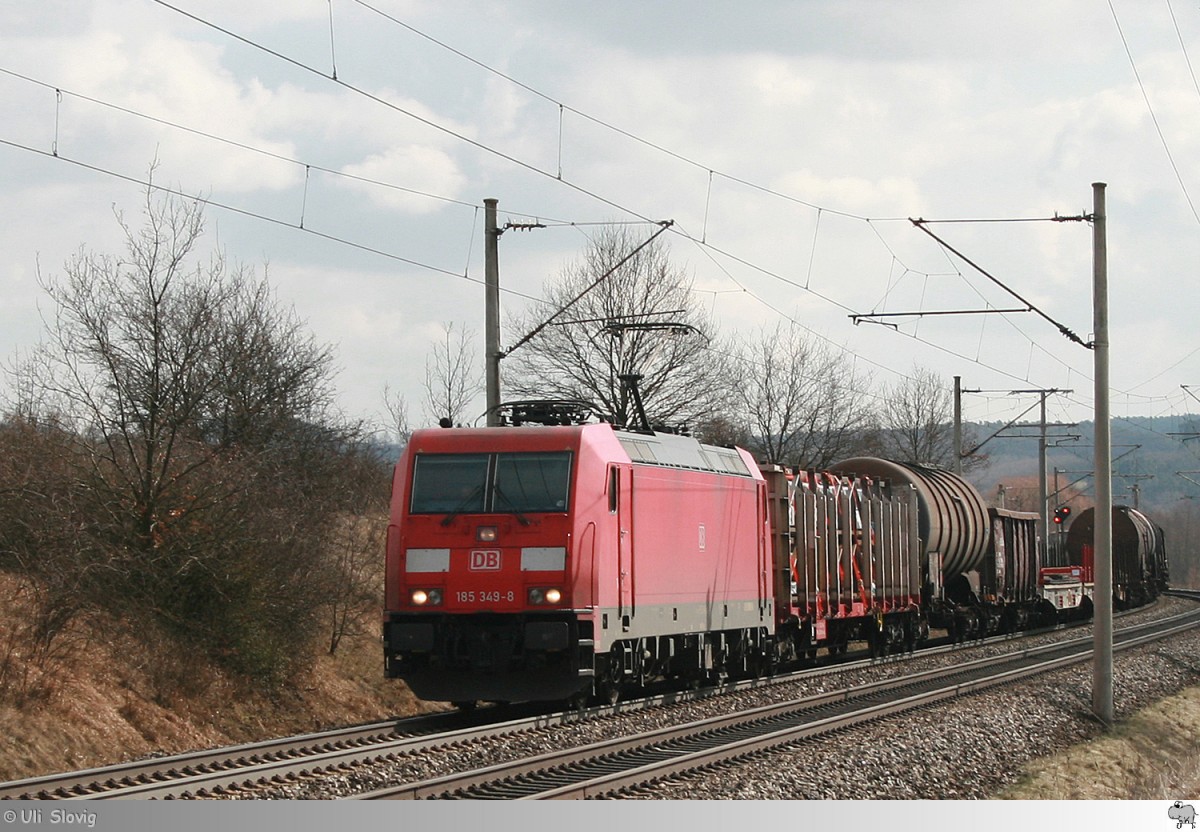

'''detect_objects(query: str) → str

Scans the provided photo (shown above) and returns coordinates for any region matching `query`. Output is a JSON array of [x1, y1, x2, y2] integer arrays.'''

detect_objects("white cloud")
[[2, 0, 1200, 426], [339, 145, 466, 212]]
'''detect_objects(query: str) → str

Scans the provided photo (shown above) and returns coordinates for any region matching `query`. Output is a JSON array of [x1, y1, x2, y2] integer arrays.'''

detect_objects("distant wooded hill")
[[964, 414, 1200, 513]]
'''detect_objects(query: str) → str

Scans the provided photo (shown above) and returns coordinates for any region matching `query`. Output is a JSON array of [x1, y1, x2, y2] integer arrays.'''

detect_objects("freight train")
[[382, 412, 1166, 706]]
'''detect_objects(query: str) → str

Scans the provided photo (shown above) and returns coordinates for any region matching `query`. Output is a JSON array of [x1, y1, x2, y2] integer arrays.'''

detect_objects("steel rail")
[[0, 712, 469, 800], [356, 609, 1200, 799]]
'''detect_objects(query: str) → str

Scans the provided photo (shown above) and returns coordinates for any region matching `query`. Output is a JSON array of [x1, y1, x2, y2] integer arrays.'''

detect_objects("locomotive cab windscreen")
[[410, 451, 572, 516]]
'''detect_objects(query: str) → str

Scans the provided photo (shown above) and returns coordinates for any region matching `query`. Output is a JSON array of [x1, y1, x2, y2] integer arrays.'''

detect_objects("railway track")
[[1, 597, 1190, 800], [356, 606, 1200, 799], [0, 631, 996, 798], [0, 659, 875, 800], [0, 712, 468, 800]]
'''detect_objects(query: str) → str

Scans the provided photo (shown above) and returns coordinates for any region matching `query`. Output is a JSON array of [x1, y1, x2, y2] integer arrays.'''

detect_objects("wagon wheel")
[[755, 647, 778, 678], [597, 652, 623, 705], [903, 617, 917, 653]]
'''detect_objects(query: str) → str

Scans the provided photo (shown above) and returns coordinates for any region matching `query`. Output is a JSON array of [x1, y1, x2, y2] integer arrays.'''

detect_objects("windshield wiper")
[[439, 484, 485, 526], [492, 485, 532, 526]]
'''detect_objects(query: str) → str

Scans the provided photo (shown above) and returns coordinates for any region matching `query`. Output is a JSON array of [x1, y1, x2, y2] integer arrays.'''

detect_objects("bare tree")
[[503, 225, 721, 429], [382, 383, 412, 446], [312, 441, 389, 655], [872, 365, 986, 471], [0, 418, 99, 701], [32, 189, 228, 554], [422, 322, 482, 426], [201, 276, 335, 451], [691, 413, 752, 448], [4, 182, 370, 685], [724, 323, 875, 468]]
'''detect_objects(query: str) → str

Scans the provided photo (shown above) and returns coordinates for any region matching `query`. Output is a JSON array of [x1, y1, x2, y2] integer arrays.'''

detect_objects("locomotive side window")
[[410, 452, 571, 515], [410, 454, 489, 513]]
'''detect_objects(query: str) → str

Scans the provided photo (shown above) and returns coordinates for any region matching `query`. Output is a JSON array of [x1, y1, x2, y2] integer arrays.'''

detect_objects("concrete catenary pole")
[[953, 375, 963, 475], [1039, 391, 1049, 554], [1091, 181, 1113, 724], [484, 198, 502, 427]]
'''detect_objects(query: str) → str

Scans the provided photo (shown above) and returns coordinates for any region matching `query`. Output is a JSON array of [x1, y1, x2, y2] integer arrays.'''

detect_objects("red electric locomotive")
[[383, 420, 771, 706]]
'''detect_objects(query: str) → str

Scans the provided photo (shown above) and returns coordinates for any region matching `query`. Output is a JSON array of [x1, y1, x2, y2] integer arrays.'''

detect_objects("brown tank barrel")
[[830, 457, 990, 576]]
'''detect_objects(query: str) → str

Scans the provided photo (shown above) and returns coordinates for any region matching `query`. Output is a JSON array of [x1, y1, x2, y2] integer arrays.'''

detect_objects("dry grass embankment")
[[0, 571, 436, 783], [999, 686, 1200, 799]]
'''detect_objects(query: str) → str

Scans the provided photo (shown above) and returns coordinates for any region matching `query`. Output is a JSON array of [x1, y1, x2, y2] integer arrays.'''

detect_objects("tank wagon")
[[827, 458, 1044, 640], [383, 421, 1147, 706]]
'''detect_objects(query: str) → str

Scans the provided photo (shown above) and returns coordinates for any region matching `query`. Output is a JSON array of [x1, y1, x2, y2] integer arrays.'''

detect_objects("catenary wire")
[[0, 135, 549, 303], [24, 2, 1191, 416]]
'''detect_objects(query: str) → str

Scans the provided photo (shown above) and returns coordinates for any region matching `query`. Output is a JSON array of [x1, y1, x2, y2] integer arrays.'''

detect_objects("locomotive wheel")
[[597, 653, 623, 705], [602, 682, 621, 705]]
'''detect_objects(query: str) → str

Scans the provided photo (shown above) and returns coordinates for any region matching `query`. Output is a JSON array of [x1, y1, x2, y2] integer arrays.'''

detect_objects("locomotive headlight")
[[528, 587, 563, 605], [476, 526, 498, 542], [410, 589, 443, 606]]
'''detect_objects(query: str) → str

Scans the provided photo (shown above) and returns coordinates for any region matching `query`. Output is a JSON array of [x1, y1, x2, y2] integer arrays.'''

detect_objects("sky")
[[3, 0, 1200, 441]]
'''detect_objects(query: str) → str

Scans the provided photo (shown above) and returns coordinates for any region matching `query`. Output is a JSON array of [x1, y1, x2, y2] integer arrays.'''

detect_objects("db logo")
[[469, 550, 502, 571]]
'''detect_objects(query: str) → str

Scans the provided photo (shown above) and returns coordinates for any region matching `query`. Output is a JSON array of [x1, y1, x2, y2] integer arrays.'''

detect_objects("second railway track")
[[358, 605, 1200, 799]]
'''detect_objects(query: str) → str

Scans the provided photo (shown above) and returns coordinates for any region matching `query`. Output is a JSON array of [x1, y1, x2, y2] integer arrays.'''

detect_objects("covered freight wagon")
[[1064, 505, 1167, 607]]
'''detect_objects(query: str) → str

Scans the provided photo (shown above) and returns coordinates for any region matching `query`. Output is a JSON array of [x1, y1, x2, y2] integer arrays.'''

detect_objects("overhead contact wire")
[[0, 135, 544, 301]]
